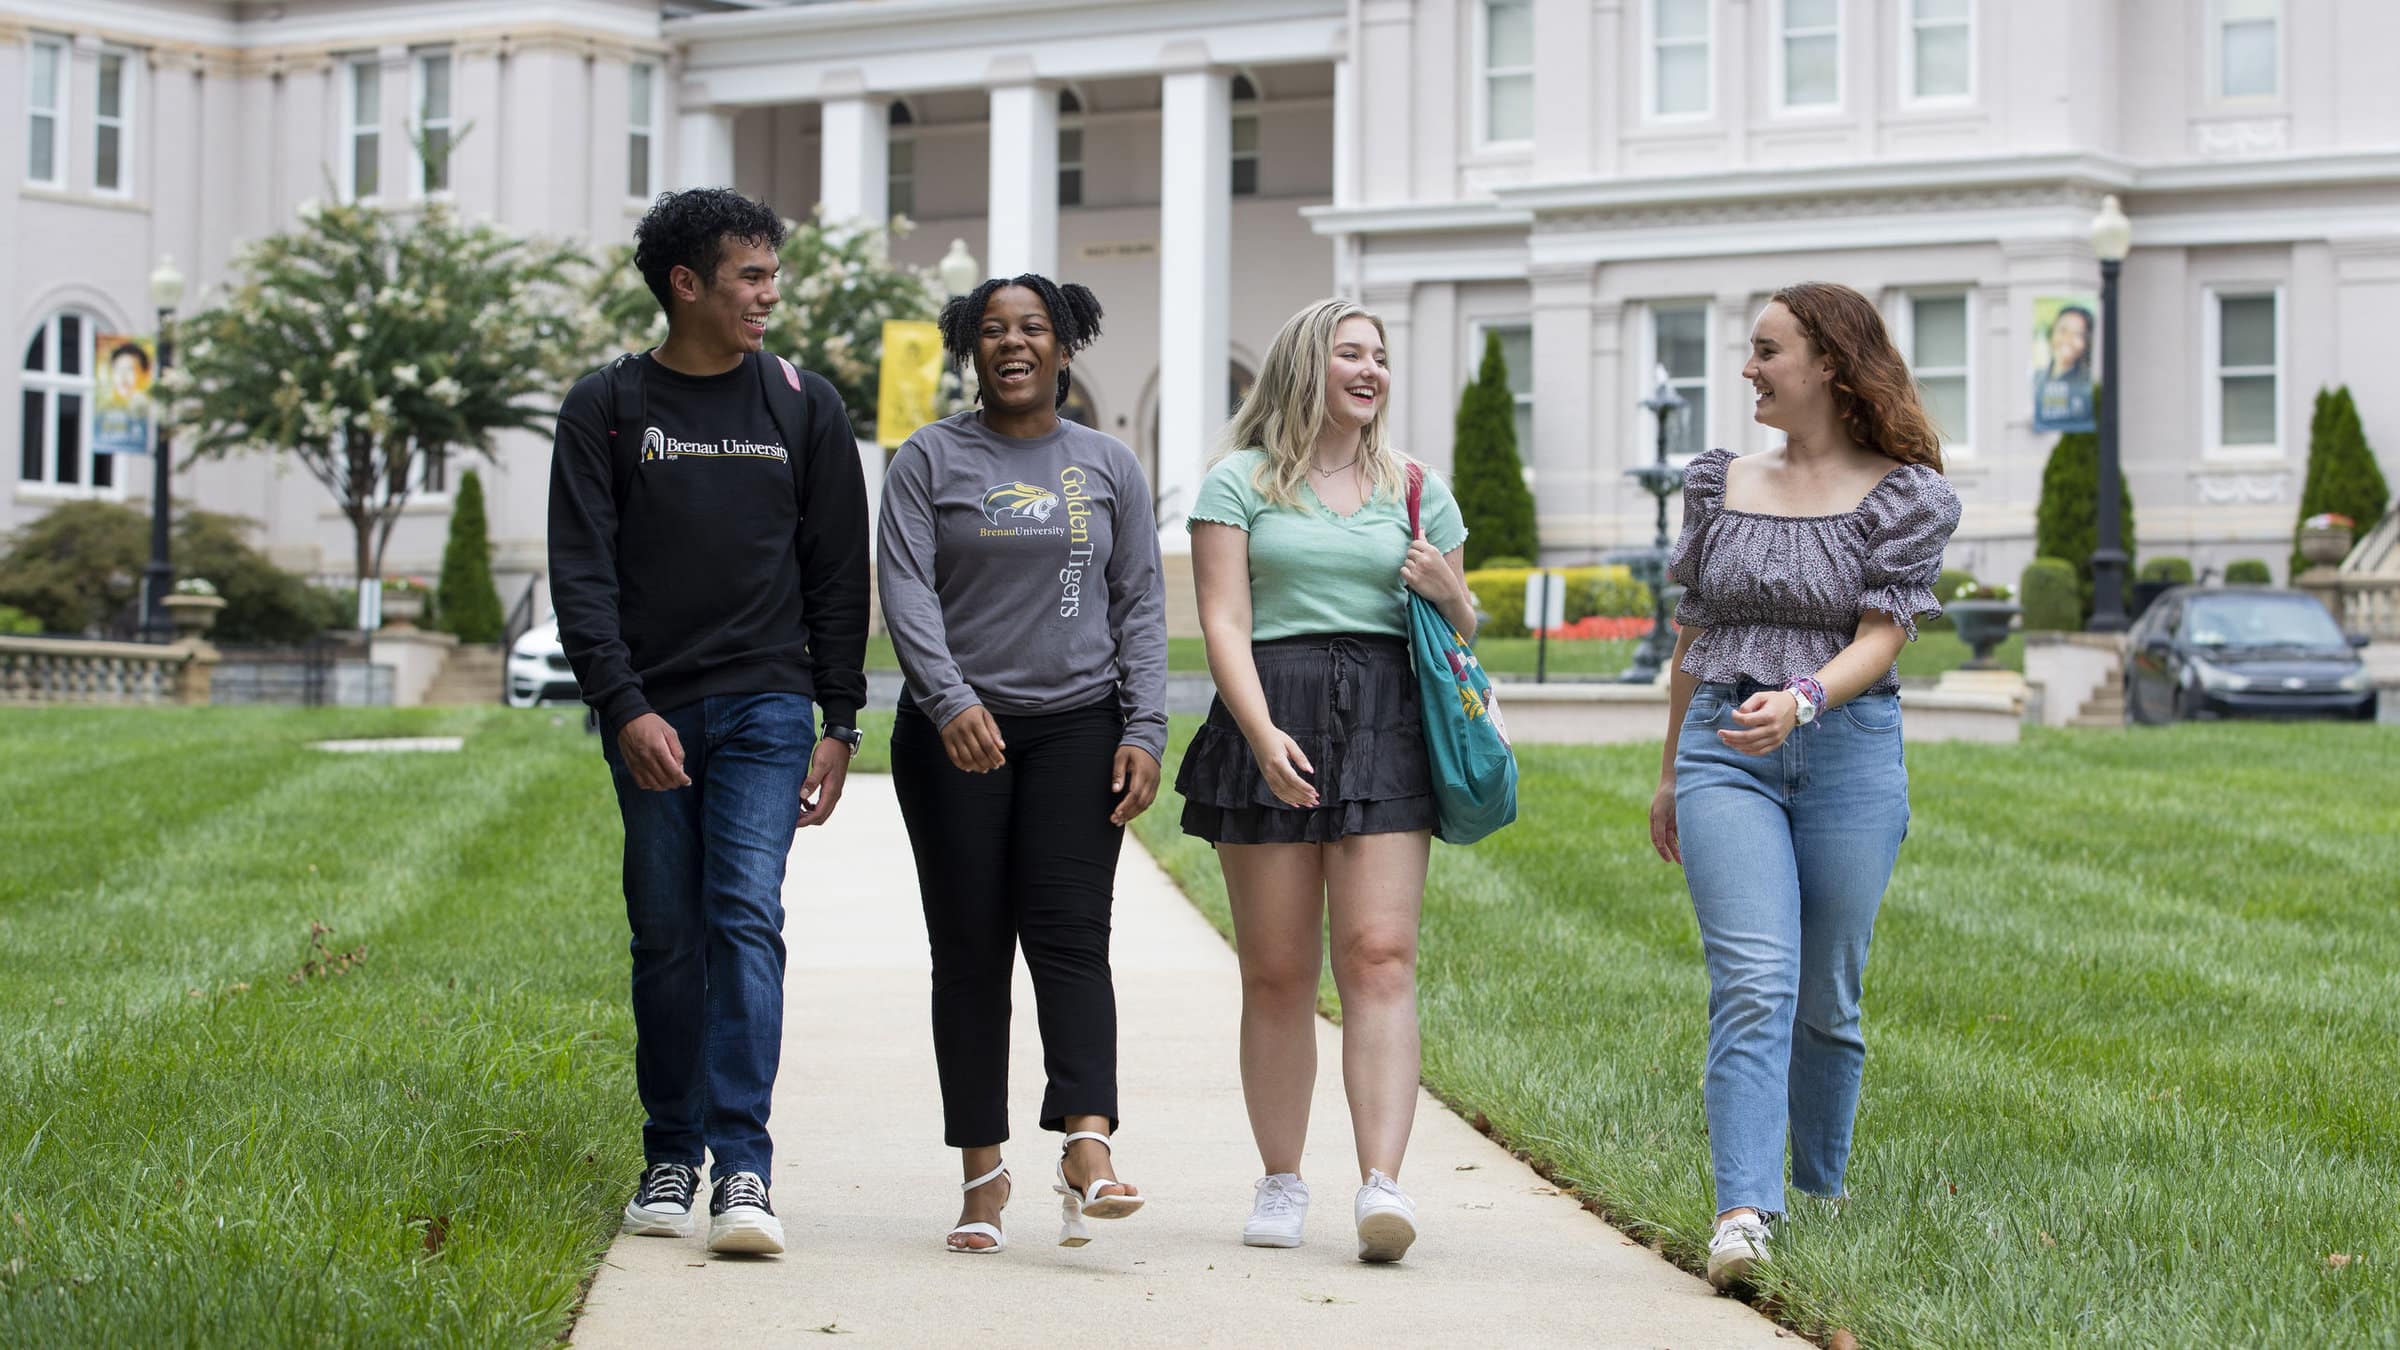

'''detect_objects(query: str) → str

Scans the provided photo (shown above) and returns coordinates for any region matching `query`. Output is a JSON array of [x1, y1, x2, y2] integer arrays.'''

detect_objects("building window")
[[1904, 293, 1970, 453], [627, 62, 657, 199], [2211, 290, 2280, 452], [1482, 325, 1535, 466], [1230, 73, 1260, 197], [1649, 0, 1711, 119], [412, 50, 453, 196], [1905, 0, 1972, 103], [1057, 86, 1084, 207], [27, 35, 66, 187], [344, 58, 381, 202], [887, 100, 915, 219], [20, 312, 116, 492], [1482, 0, 1534, 145], [1650, 303, 1709, 460], [2217, 0, 2278, 100], [1778, 0, 1840, 110], [95, 50, 130, 194]]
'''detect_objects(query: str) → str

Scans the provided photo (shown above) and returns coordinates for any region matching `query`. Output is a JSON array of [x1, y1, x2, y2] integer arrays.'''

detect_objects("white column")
[[818, 94, 889, 227], [1155, 65, 1231, 545], [985, 81, 1058, 278], [675, 103, 736, 189]]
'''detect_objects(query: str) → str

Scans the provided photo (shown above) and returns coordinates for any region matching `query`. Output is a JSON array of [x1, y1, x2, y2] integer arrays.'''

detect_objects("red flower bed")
[[1535, 615, 1658, 641]]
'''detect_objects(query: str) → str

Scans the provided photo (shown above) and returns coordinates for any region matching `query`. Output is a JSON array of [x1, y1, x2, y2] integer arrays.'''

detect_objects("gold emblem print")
[[981, 481, 1062, 524]]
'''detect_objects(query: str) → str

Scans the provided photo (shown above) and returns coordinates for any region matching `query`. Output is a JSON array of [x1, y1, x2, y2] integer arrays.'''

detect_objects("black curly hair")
[[937, 274, 1104, 410], [632, 188, 789, 317]]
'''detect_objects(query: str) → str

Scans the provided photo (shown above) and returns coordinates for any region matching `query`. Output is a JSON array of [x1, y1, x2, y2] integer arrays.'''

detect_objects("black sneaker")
[[622, 1162, 700, 1237], [707, 1170, 785, 1254]]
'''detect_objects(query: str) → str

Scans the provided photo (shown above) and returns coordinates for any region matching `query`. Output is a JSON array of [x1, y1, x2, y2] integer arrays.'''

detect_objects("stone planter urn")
[[2298, 524, 2354, 568], [160, 593, 227, 640], [1948, 599, 2021, 670], [381, 588, 427, 628]]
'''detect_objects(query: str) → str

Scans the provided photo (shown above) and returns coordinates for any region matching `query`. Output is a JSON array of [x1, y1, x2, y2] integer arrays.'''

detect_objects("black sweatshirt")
[[547, 352, 870, 738]]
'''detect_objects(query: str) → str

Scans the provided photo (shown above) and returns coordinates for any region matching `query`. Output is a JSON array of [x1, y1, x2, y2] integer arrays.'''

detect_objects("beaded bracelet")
[[1782, 675, 1827, 720]]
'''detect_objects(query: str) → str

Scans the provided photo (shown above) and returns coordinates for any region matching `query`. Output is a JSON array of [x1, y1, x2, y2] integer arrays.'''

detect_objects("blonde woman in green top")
[[1177, 297, 1474, 1263]]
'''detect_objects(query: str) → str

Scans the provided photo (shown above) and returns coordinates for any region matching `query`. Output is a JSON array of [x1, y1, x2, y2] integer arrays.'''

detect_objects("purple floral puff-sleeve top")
[[1667, 447, 1963, 695]]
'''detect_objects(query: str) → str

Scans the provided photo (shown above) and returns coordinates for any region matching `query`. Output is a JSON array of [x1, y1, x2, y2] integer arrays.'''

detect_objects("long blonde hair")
[[1218, 298, 1407, 509]]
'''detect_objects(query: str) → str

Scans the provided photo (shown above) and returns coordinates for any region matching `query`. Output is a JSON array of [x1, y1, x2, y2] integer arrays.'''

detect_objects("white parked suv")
[[507, 617, 582, 708]]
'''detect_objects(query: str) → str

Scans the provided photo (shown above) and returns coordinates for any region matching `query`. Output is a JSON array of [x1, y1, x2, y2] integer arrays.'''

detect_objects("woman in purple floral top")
[[1648, 282, 1961, 1290]]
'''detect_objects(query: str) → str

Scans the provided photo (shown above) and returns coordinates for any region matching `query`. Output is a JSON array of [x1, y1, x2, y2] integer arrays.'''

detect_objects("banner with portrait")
[[2030, 295, 2098, 434], [876, 319, 945, 446], [93, 333, 158, 455]]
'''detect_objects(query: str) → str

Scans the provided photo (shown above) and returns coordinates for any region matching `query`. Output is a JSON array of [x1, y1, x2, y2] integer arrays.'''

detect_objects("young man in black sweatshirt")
[[548, 188, 869, 1256]]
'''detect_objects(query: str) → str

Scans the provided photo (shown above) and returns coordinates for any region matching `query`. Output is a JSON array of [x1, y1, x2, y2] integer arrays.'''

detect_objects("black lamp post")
[[141, 255, 185, 642], [2087, 195, 2132, 633], [1619, 365, 1687, 683]]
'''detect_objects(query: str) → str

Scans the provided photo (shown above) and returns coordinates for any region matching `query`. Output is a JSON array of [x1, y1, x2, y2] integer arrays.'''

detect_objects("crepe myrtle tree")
[[590, 206, 945, 440], [160, 199, 596, 587]]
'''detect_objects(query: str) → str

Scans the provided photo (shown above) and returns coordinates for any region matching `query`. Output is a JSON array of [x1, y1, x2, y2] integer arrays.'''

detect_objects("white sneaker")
[[1353, 1169, 1417, 1263], [706, 1171, 786, 1255], [622, 1162, 700, 1237], [1705, 1213, 1772, 1289], [1242, 1173, 1310, 1248]]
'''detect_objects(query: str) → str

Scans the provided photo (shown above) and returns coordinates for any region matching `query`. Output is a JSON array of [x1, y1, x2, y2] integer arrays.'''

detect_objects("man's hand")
[[617, 713, 691, 790], [795, 735, 852, 828], [939, 705, 1008, 774], [1108, 745, 1161, 827]]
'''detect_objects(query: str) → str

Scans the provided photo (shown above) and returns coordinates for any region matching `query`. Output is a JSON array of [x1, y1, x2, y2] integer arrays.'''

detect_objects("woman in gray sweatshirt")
[[877, 273, 1168, 1255]]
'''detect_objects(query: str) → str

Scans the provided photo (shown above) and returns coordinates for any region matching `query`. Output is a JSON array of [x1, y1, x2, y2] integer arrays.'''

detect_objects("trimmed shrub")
[[0, 604, 40, 635], [2225, 558, 2273, 585], [1480, 555, 1535, 571], [435, 469, 505, 644], [175, 510, 353, 645], [1451, 331, 1537, 569], [2292, 385, 2389, 577], [2138, 556, 2194, 585], [2034, 429, 2137, 622], [2020, 557, 2081, 632], [1466, 565, 1652, 635], [0, 500, 148, 635]]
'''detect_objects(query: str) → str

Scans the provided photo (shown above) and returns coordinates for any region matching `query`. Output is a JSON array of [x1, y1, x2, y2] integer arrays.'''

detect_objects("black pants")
[[891, 699, 1127, 1148]]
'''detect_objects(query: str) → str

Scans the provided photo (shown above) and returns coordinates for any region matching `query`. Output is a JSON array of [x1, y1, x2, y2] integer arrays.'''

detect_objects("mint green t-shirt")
[[1186, 449, 1469, 641]]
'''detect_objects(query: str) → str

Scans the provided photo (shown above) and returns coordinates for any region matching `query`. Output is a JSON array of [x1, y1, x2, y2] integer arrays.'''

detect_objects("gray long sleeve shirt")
[[876, 411, 1169, 760]]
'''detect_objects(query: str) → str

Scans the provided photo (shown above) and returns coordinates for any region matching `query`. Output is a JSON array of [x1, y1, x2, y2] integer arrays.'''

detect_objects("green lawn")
[[1133, 720, 2400, 1347]]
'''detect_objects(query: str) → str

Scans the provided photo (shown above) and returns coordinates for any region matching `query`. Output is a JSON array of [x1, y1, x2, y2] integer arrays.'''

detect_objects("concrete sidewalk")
[[572, 776, 1787, 1348]]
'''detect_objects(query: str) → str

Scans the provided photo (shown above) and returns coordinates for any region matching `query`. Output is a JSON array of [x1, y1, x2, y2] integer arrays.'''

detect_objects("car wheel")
[[2170, 683, 2195, 722]]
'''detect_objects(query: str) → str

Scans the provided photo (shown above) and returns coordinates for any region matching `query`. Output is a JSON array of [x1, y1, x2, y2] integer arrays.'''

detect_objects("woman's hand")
[[1248, 728, 1320, 809], [939, 704, 1008, 773], [1108, 745, 1160, 826], [1400, 537, 1462, 609], [1648, 780, 1681, 863], [1719, 691, 1800, 757]]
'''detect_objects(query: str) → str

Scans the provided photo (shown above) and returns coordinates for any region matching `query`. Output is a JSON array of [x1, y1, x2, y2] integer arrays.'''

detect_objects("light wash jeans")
[[1674, 681, 1911, 1217]]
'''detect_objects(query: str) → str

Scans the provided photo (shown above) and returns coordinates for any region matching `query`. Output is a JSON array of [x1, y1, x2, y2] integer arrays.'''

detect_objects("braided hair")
[[937, 274, 1105, 409]]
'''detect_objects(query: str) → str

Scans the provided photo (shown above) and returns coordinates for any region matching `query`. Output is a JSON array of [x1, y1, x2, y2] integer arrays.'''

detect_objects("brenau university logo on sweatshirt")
[[639, 425, 787, 464], [978, 468, 1099, 618]]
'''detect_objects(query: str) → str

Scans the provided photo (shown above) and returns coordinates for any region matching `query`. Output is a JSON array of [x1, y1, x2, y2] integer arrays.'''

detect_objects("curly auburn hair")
[[1769, 282, 1944, 473], [632, 188, 789, 316], [937, 274, 1105, 410]]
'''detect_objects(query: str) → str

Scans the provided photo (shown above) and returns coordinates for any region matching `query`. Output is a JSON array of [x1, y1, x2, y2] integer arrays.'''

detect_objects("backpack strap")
[[753, 351, 815, 515], [600, 352, 647, 499]]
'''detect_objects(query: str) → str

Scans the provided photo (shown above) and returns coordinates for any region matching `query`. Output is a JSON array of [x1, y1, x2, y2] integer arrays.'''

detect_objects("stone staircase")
[[422, 643, 506, 706], [2069, 647, 2127, 727]]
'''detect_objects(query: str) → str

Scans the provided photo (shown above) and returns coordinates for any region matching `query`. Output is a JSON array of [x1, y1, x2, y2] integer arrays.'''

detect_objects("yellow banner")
[[876, 319, 945, 445]]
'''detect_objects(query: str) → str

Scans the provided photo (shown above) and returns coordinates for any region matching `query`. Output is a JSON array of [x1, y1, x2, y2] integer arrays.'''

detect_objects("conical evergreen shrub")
[[1451, 331, 1537, 569], [2033, 430, 2136, 623], [436, 469, 505, 644], [2292, 385, 2389, 575]]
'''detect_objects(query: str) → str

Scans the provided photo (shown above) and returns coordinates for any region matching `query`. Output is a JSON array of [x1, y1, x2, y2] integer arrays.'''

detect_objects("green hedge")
[[1466, 565, 1652, 635], [2035, 430, 2136, 622], [2138, 556, 2194, 585], [0, 603, 39, 635], [2226, 558, 2274, 585], [2293, 386, 2389, 578], [2020, 557, 2081, 633]]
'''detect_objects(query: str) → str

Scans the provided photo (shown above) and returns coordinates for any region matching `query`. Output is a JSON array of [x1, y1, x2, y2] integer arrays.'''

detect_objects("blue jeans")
[[602, 692, 814, 1179], [1674, 682, 1910, 1216]]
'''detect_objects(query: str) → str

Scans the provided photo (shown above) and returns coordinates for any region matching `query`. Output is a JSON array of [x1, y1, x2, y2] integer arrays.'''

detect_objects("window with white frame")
[[627, 62, 657, 199], [2211, 290, 2280, 451], [1779, 0, 1840, 110], [1905, 293, 1970, 452], [95, 50, 130, 194], [20, 311, 118, 491], [1231, 73, 1260, 197], [344, 58, 381, 202], [2217, 0, 2278, 100], [1482, 0, 1534, 144], [27, 35, 66, 187], [1650, 303, 1709, 459], [1479, 324, 1535, 467], [887, 100, 915, 219], [412, 50, 453, 196], [1905, 0, 1972, 102], [1057, 86, 1084, 207], [1650, 0, 1711, 119]]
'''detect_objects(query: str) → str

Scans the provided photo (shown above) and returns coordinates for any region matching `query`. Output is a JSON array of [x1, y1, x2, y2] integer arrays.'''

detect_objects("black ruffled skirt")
[[1176, 633, 1437, 845]]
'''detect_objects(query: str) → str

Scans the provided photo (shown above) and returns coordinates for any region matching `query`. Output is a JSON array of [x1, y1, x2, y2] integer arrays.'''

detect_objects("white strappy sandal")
[[1053, 1131, 1145, 1247], [945, 1161, 1010, 1254]]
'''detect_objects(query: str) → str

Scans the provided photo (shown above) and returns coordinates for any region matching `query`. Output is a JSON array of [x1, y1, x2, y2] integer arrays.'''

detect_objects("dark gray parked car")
[[2124, 585, 2376, 724]]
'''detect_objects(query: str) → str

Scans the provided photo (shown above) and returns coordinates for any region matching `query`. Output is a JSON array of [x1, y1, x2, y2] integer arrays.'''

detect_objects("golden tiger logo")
[[982, 481, 1061, 524]]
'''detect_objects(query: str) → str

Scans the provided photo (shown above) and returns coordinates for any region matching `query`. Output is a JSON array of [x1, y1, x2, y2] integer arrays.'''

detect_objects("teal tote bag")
[[1404, 465, 1518, 845]]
